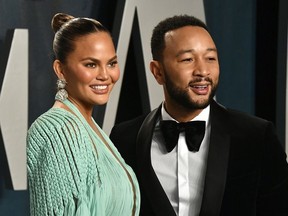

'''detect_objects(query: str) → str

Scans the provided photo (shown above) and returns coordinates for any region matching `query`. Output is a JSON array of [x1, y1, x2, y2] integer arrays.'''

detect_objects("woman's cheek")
[[112, 69, 120, 83]]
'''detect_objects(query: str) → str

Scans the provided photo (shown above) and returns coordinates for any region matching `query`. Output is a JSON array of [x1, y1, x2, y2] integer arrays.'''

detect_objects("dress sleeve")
[[27, 111, 95, 216]]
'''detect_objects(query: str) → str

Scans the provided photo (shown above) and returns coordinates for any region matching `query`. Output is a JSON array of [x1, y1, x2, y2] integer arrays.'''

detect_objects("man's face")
[[160, 26, 220, 111]]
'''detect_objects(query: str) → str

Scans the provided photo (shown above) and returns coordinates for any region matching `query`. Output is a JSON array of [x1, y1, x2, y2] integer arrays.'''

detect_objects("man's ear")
[[150, 60, 165, 85], [53, 60, 65, 80]]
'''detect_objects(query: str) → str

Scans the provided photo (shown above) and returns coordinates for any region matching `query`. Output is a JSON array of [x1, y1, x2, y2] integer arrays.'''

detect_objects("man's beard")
[[164, 73, 218, 110]]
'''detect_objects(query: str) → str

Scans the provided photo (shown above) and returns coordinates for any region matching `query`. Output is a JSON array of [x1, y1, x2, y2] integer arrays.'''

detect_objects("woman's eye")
[[108, 60, 118, 67], [86, 63, 96, 68]]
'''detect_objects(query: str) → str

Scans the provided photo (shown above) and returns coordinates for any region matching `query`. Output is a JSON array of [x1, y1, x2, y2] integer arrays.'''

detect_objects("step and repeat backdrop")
[[0, 0, 287, 215]]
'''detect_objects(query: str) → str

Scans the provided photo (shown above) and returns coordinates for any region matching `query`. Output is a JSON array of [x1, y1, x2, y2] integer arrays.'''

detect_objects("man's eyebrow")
[[176, 49, 193, 57], [207, 48, 217, 52], [176, 48, 217, 57]]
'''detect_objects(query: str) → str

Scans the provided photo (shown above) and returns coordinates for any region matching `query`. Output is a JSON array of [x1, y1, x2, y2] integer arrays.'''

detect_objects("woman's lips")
[[90, 84, 109, 93]]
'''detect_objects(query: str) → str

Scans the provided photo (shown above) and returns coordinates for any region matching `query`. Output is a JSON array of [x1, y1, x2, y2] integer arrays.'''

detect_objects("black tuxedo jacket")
[[110, 100, 288, 216]]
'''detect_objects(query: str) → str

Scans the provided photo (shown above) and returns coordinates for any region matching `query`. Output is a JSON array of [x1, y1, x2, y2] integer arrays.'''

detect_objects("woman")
[[27, 13, 140, 216]]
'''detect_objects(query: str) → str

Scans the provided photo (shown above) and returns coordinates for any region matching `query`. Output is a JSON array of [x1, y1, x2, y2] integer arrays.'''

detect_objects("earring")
[[55, 79, 68, 102]]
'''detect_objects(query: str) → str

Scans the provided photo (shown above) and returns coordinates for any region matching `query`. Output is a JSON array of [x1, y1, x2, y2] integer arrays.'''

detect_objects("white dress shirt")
[[151, 104, 211, 216]]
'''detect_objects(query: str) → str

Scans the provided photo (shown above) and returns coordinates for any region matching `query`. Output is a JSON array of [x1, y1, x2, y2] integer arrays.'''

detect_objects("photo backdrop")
[[0, 0, 286, 215]]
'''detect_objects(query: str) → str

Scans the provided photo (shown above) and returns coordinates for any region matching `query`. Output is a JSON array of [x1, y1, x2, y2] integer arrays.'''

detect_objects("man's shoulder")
[[210, 101, 272, 137], [226, 107, 268, 125], [212, 100, 268, 124]]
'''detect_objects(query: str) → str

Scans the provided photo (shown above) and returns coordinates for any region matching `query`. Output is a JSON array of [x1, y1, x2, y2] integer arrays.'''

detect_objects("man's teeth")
[[196, 86, 206, 89], [193, 85, 207, 89]]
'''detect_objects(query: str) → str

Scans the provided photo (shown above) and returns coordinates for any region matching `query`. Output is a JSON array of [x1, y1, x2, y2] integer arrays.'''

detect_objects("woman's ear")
[[53, 60, 65, 80], [150, 60, 165, 85]]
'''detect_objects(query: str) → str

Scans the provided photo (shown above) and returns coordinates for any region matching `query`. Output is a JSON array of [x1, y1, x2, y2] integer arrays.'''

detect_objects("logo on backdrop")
[[102, 0, 205, 133], [0, 29, 28, 190]]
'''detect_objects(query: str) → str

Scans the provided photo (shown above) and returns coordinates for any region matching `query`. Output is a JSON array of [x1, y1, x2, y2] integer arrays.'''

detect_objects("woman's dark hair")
[[51, 13, 110, 62], [151, 14, 208, 61]]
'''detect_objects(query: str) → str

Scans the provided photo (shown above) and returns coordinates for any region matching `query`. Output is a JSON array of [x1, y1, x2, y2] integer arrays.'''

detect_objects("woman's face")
[[61, 32, 120, 110]]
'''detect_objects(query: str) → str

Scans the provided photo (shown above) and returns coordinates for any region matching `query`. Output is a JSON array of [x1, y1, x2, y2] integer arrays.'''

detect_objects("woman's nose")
[[96, 66, 109, 80]]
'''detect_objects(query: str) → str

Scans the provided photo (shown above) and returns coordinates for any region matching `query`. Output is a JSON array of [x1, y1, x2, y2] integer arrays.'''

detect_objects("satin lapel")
[[136, 106, 176, 215], [200, 101, 230, 216]]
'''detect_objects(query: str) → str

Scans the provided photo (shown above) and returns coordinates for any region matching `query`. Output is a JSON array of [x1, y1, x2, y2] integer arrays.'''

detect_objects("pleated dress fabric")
[[27, 99, 140, 216]]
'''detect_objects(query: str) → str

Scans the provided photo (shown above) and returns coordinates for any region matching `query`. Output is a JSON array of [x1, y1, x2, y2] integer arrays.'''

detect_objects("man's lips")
[[190, 83, 210, 95]]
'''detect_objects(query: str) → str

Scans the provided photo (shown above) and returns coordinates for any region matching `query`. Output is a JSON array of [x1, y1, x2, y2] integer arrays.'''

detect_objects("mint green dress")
[[27, 99, 140, 216]]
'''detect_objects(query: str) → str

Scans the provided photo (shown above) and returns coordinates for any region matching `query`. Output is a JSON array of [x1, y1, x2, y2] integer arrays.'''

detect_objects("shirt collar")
[[161, 102, 210, 123]]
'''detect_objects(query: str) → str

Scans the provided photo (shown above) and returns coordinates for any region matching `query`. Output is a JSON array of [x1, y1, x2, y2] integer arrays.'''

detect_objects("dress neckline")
[[62, 99, 137, 215]]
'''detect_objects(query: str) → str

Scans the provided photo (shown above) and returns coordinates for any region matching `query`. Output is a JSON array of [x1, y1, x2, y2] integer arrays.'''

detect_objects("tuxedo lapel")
[[136, 106, 176, 215], [136, 101, 230, 215], [200, 101, 231, 216]]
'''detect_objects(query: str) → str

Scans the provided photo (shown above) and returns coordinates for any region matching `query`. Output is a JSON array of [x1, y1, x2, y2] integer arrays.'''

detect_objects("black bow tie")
[[159, 120, 205, 152]]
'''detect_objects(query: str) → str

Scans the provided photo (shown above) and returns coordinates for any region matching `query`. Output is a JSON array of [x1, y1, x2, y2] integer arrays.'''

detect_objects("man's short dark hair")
[[151, 15, 208, 61]]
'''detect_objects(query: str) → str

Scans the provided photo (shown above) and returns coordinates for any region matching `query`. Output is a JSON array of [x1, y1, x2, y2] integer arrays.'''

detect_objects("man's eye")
[[181, 58, 193, 62], [207, 57, 216, 61]]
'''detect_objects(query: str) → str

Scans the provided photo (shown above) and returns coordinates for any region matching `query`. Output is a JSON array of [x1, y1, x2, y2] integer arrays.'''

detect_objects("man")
[[110, 15, 288, 216]]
